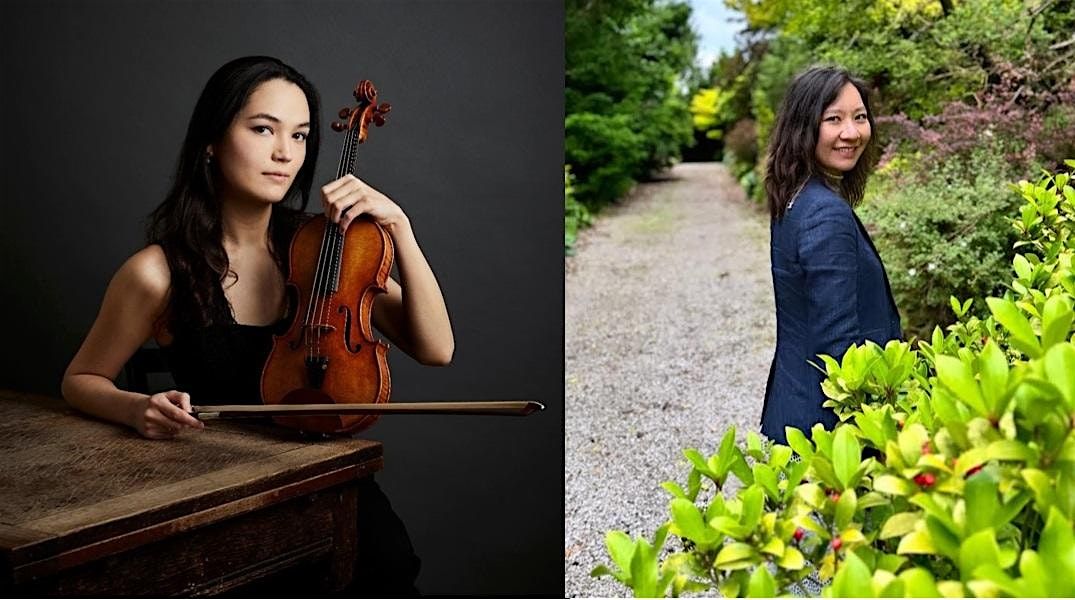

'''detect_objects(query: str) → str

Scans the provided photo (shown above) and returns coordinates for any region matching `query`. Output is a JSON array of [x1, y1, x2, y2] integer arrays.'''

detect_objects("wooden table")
[[0, 390, 383, 596]]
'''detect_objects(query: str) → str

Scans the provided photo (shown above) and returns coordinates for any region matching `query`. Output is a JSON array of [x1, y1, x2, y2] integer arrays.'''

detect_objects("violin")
[[250, 79, 540, 433], [258, 80, 394, 434]]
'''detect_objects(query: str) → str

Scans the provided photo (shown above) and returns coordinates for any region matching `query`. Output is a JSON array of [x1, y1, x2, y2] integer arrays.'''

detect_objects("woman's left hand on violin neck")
[[321, 173, 411, 236]]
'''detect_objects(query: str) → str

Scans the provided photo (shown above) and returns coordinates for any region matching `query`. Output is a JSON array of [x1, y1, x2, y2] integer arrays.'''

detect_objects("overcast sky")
[[687, 0, 745, 68]]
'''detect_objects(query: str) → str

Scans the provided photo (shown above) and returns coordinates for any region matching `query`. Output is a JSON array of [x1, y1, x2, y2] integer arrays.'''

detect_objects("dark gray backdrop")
[[0, 0, 563, 595]]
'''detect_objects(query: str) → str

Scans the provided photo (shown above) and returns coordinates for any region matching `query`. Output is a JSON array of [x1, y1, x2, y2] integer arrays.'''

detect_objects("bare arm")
[[61, 246, 204, 438], [323, 175, 455, 365]]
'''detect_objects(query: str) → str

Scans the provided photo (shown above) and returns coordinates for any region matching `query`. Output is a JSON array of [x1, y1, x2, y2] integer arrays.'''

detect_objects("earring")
[[206, 153, 213, 165]]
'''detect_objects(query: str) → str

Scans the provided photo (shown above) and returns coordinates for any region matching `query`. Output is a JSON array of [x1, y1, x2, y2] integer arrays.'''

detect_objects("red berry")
[[897, 420, 905, 430], [913, 473, 936, 487], [921, 441, 932, 455], [965, 464, 984, 478], [829, 491, 841, 502], [831, 537, 843, 551], [793, 527, 805, 542]]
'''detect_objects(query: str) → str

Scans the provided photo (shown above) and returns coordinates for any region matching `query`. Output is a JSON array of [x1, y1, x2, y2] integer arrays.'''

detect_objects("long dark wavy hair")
[[147, 56, 321, 331], [765, 66, 878, 220]]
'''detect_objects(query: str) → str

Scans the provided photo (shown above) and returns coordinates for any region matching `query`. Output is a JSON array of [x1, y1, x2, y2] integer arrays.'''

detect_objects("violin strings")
[[305, 124, 352, 362], [314, 123, 359, 359], [306, 218, 333, 361]]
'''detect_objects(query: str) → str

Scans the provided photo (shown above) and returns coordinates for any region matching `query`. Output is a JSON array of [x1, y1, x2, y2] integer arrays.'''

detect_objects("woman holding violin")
[[61, 55, 452, 593], [61, 55, 453, 438]]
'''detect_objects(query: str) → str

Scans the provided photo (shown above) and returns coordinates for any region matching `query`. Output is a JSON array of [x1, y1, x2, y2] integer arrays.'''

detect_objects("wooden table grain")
[[0, 390, 383, 596]]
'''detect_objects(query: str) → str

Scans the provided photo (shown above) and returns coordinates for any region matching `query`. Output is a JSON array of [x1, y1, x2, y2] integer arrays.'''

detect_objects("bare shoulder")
[[111, 244, 171, 306]]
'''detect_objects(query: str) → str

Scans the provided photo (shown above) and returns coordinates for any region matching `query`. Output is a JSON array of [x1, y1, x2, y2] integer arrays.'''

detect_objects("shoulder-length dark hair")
[[147, 56, 321, 331], [765, 66, 877, 220]]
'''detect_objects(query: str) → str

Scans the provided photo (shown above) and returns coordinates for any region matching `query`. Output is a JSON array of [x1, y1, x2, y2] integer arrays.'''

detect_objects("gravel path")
[[565, 162, 775, 597]]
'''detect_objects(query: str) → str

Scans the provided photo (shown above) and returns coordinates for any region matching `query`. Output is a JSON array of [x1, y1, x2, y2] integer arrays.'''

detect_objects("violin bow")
[[190, 401, 544, 420]]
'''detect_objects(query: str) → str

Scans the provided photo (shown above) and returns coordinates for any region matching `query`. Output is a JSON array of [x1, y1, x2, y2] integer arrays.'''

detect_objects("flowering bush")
[[876, 62, 1075, 175], [593, 163, 1075, 597], [858, 148, 1022, 338]]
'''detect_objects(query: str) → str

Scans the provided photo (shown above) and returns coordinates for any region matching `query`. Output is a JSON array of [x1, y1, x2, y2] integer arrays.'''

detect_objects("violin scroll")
[[329, 79, 392, 140]]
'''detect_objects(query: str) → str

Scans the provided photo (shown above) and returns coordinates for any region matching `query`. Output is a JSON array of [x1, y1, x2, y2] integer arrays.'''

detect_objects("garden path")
[[565, 162, 775, 597]]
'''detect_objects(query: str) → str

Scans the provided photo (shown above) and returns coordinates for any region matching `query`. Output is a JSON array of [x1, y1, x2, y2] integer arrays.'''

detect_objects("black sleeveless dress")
[[161, 320, 285, 405], [157, 246, 420, 595]]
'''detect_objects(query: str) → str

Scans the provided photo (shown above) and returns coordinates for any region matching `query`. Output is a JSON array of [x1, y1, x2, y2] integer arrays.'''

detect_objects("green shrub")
[[593, 162, 1075, 597], [565, 112, 646, 207], [565, 165, 591, 255], [858, 148, 1023, 339]]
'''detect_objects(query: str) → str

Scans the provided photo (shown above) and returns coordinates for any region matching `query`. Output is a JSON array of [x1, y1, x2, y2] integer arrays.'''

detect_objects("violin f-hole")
[[337, 305, 363, 354]]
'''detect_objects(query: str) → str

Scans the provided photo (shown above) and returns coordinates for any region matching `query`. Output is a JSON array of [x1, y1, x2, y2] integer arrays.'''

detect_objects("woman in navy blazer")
[[760, 66, 902, 445]]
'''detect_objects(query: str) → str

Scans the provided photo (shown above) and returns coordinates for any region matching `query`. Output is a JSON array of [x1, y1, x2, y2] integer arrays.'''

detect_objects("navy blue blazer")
[[760, 178, 902, 445]]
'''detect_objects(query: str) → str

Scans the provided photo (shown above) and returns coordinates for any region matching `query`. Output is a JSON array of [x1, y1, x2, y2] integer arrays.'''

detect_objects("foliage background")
[[568, 0, 1075, 334]]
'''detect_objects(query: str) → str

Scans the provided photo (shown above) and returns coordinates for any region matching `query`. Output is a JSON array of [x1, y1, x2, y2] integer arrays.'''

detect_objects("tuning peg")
[[338, 108, 351, 119], [331, 121, 347, 132], [373, 115, 386, 127], [378, 102, 391, 114]]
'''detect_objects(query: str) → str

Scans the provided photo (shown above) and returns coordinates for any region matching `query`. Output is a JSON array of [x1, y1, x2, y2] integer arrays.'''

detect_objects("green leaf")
[[935, 355, 987, 415], [832, 548, 874, 598], [1041, 295, 1073, 349], [994, 491, 1032, 531], [963, 473, 999, 535], [759, 537, 784, 557], [683, 448, 712, 479], [1021, 468, 1057, 511], [858, 491, 890, 510], [606, 530, 635, 573], [986, 297, 1042, 358], [812, 424, 834, 458], [924, 515, 962, 560], [833, 426, 862, 490], [784, 458, 810, 496], [950, 295, 964, 316], [661, 481, 687, 499], [810, 455, 842, 491], [874, 475, 915, 496], [768, 444, 793, 470], [753, 463, 779, 499], [670, 498, 718, 546], [714, 542, 758, 570], [985, 439, 1035, 463], [740, 486, 765, 531], [977, 341, 1009, 416], [970, 564, 1025, 597], [746, 431, 764, 459], [1037, 508, 1075, 596], [779, 546, 805, 570], [629, 537, 660, 597], [590, 564, 614, 578], [712, 427, 740, 480], [897, 529, 937, 555], [785, 427, 815, 461], [709, 515, 751, 540], [880, 511, 921, 539], [1013, 254, 1032, 281], [899, 567, 941, 597], [959, 528, 1001, 583], [835, 488, 858, 530], [1044, 343, 1075, 411], [1017, 551, 1050, 597], [746, 565, 777, 597]]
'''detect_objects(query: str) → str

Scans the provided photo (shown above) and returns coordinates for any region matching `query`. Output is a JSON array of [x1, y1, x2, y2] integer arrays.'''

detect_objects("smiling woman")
[[759, 66, 902, 445], [58, 55, 454, 594]]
